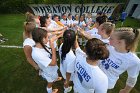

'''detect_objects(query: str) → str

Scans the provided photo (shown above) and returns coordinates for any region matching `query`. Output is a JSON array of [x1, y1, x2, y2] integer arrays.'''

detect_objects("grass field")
[[0, 14, 140, 93]]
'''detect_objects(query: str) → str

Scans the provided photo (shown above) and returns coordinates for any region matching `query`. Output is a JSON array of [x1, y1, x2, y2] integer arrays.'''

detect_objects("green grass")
[[0, 14, 140, 93], [0, 14, 24, 45], [116, 17, 140, 28]]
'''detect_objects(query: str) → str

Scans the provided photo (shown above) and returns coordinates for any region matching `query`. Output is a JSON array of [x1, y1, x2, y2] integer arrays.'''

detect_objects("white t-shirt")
[[47, 20, 59, 30], [73, 20, 79, 31], [73, 20, 79, 26], [23, 38, 35, 47], [67, 19, 73, 26], [60, 19, 68, 26], [100, 37, 110, 44], [85, 18, 92, 31], [85, 18, 92, 24], [98, 46, 140, 89], [73, 47, 108, 93], [32, 47, 58, 82], [59, 43, 76, 80], [86, 29, 110, 44], [87, 28, 99, 37], [96, 36, 110, 44], [79, 21, 86, 29]]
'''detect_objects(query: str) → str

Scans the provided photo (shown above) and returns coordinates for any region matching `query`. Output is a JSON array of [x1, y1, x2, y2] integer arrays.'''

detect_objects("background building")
[[125, 0, 140, 19]]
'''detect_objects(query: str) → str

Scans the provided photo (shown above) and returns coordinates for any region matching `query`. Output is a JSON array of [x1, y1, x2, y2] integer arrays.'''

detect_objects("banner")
[[29, 3, 119, 17]]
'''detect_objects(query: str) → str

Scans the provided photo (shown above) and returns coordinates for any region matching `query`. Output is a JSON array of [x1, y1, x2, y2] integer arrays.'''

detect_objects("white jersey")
[[85, 18, 92, 31], [48, 20, 59, 30], [23, 38, 35, 47], [73, 20, 79, 26], [73, 20, 79, 31], [67, 19, 73, 26], [79, 21, 86, 29], [87, 28, 99, 37], [96, 36, 110, 44], [87, 29, 109, 44], [32, 47, 58, 82], [73, 47, 108, 93], [67, 19, 74, 30], [85, 18, 92, 24], [60, 19, 68, 26], [98, 46, 140, 89], [100, 37, 110, 44], [59, 43, 76, 80]]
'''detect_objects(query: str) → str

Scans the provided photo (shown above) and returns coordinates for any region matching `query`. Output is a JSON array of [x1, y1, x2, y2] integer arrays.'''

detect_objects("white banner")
[[29, 3, 119, 17]]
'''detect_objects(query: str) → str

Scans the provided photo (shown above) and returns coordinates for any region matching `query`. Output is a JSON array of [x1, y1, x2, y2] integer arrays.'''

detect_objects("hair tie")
[[67, 33, 70, 36]]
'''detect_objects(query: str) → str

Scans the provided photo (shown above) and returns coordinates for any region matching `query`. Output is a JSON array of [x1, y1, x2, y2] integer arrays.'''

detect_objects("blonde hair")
[[102, 22, 115, 36], [24, 22, 36, 37], [115, 27, 133, 32], [115, 29, 140, 52], [25, 12, 35, 22]]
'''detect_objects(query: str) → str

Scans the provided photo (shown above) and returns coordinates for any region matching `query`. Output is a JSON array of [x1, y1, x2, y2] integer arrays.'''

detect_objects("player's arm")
[[48, 38, 57, 66], [23, 46, 39, 70], [119, 63, 139, 93], [64, 72, 71, 87], [74, 35, 79, 49], [119, 85, 133, 93], [77, 27, 93, 40]]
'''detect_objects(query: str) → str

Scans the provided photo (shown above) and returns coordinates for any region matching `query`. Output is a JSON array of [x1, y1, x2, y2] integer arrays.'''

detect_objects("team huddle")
[[23, 12, 140, 93]]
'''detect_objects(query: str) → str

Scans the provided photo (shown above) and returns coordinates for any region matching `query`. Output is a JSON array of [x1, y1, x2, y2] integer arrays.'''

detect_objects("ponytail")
[[40, 41, 52, 58], [61, 30, 76, 62], [131, 29, 140, 52], [61, 39, 72, 61], [24, 22, 36, 38], [102, 22, 115, 36], [25, 12, 35, 22], [133, 29, 139, 39]]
